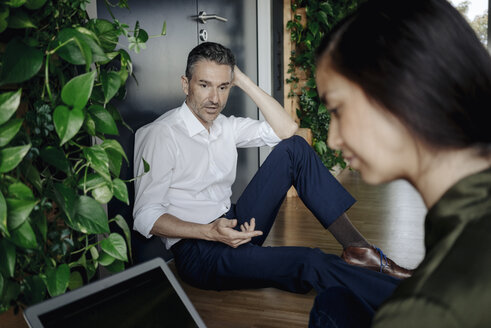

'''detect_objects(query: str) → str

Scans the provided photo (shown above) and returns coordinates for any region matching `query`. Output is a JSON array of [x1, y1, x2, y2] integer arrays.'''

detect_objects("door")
[[198, 0, 258, 202], [97, 0, 259, 262]]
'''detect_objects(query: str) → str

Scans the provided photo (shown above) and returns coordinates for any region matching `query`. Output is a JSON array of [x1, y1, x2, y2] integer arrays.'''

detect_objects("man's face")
[[182, 60, 233, 130]]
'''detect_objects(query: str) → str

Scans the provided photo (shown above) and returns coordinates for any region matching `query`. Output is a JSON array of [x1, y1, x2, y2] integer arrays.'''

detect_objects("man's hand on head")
[[207, 217, 262, 248], [231, 65, 249, 89]]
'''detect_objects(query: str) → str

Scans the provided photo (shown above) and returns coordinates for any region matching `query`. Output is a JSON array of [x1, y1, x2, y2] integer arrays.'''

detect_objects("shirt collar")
[[179, 101, 223, 139], [180, 102, 207, 137]]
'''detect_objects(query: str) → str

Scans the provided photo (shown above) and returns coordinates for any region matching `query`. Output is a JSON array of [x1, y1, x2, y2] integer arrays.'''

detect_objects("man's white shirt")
[[133, 102, 281, 249]]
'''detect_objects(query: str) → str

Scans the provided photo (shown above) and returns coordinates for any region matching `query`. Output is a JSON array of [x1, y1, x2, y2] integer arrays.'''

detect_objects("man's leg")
[[172, 237, 399, 308], [309, 286, 375, 328], [232, 135, 364, 246], [232, 136, 412, 279]]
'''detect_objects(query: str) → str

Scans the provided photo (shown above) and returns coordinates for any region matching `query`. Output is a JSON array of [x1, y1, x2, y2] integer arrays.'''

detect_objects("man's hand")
[[207, 217, 263, 248], [230, 65, 298, 139], [231, 65, 247, 89]]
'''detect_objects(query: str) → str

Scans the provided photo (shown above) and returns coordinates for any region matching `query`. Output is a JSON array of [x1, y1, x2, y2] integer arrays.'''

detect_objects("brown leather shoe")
[[341, 245, 414, 279]]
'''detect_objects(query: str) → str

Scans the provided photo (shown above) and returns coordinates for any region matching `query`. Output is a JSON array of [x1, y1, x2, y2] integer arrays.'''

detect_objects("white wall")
[[257, 0, 273, 164]]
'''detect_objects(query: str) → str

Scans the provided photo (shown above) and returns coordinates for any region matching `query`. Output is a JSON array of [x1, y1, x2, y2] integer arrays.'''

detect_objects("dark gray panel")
[[98, 0, 197, 130]]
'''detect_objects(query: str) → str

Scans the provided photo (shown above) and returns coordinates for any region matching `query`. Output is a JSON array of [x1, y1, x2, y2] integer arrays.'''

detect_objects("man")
[[133, 42, 410, 296]]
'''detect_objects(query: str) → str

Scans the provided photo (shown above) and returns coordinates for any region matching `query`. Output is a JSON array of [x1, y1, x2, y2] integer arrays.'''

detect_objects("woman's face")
[[316, 58, 419, 185]]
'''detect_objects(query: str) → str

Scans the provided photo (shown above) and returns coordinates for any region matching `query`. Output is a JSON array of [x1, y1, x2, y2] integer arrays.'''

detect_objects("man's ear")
[[181, 75, 189, 96]]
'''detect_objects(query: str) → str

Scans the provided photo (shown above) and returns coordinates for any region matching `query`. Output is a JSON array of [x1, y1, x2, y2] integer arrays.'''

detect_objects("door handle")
[[194, 11, 228, 23]]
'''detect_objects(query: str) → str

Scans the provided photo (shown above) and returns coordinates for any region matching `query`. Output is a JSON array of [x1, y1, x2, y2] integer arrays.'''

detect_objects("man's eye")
[[200, 84, 207, 88]]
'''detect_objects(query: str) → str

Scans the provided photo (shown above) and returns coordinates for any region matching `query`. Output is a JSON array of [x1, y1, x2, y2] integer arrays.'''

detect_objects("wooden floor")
[[171, 169, 427, 328]]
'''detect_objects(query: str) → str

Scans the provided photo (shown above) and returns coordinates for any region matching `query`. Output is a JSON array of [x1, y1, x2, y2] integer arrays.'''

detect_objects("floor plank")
[[173, 169, 427, 327]]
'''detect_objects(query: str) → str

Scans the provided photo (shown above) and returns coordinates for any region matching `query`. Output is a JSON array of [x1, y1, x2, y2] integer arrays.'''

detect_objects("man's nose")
[[209, 88, 219, 103], [327, 118, 342, 150]]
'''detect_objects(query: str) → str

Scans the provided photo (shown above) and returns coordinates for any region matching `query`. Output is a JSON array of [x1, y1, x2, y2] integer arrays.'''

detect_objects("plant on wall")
[[0, 0, 163, 314], [286, 0, 362, 170]]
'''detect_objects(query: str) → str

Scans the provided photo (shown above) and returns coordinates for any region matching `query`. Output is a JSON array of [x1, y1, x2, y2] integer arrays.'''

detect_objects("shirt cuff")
[[260, 121, 282, 147], [133, 207, 166, 239]]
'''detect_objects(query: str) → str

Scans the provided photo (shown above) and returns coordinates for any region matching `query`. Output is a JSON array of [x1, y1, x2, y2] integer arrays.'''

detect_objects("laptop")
[[23, 257, 207, 328]]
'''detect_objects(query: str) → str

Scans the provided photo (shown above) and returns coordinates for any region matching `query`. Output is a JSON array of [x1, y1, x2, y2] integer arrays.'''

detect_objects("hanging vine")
[[286, 0, 362, 170]]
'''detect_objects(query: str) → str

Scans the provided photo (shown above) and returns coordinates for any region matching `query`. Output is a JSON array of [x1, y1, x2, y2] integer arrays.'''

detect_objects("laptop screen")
[[24, 258, 206, 328]]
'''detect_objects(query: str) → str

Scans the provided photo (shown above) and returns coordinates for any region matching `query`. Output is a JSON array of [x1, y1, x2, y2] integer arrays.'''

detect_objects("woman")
[[311, 0, 491, 326]]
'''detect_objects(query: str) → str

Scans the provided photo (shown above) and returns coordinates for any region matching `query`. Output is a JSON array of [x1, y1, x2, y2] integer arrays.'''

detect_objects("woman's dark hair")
[[185, 42, 236, 80], [317, 0, 491, 153]]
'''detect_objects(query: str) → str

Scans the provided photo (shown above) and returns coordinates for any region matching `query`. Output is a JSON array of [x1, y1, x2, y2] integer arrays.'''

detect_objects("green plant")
[[286, 0, 362, 170], [0, 0, 161, 314]]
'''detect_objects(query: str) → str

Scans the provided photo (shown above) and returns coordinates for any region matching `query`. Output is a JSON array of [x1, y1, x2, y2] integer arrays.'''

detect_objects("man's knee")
[[274, 135, 311, 156]]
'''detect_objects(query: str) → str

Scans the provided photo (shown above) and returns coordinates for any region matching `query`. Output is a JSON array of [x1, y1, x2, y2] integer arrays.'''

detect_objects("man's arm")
[[232, 66, 298, 139], [150, 213, 263, 248]]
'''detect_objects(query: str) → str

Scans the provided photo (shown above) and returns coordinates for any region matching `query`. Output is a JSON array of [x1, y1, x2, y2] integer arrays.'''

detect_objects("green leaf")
[[68, 271, 83, 291], [87, 105, 118, 135], [118, 49, 133, 76], [0, 191, 7, 237], [313, 140, 328, 155], [31, 210, 47, 242], [8, 181, 34, 199], [106, 148, 122, 177], [53, 183, 77, 224], [97, 251, 115, 266], [114, 214, 132, 263], [105, 259, 125, 273], [309, 21, 319, 37], [318, 103, 327, 114], [9, 220, 37, 249], [161, 21, 167, 35], [112, 179, 129, 205], [40, 146, 69, 173], [0, 144, 31, 173], [77, 173, 106, 191], [24, 0, 47, 10], [0, 239, 15, 277], [0, 39, 42, 85], [22, 162, 42, 193], [135, 25, 148, 43], [0, 279, 20, 308], [101, 139, 128, 162], [8, 8, 36, 29], [6, 198, 37, 230], [100, 233, 127, 262], [0, 119, 23, 147], [88, 19, 119, 52], [0, 274, 3, 300], [72, 195, 109, 234], [84, 115, 96, 136], [5, 0, 26, 8], [317, 11, 329, 27], [0, 89, 21, 125], [61, 71, 96, 110], [92, 184, 112, 204], [89, 246, 99, 260], [53, 105, 85, 145], [0, 8, 8, 34], [128, 22, 148, 54], [143, 157, 150, 173], [55, 28, 92, 68], [45, 264, 70, 297], [101, 71, 122, 105], [74, 27, 109, 63], [83, 145, 111, 182], [23, 275, 46, 305]]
